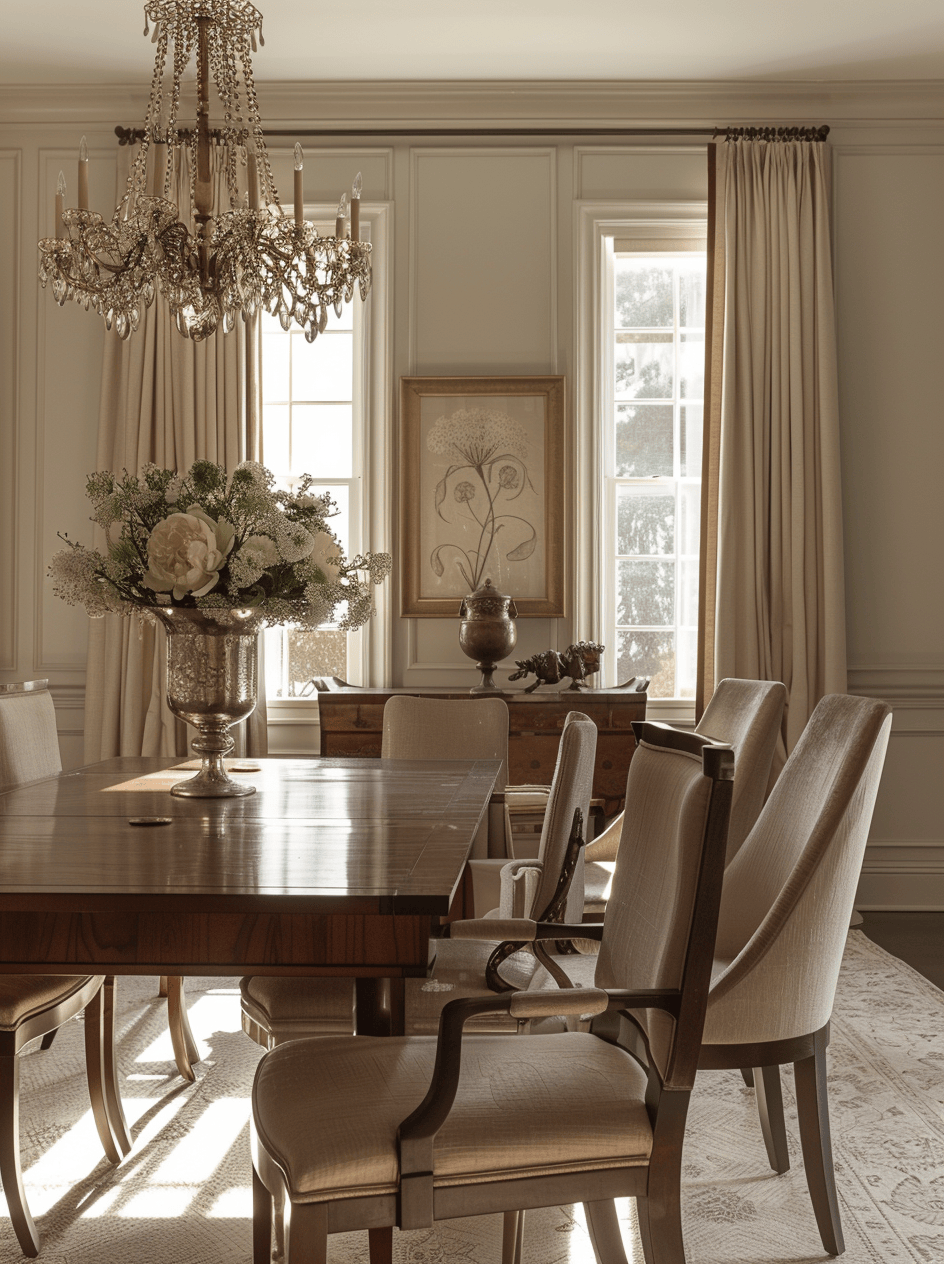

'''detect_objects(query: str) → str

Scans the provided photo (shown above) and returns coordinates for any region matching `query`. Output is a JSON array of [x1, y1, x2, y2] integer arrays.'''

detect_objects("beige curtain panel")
[[84, 145, 266, 762], [697, 136, 847, 765]]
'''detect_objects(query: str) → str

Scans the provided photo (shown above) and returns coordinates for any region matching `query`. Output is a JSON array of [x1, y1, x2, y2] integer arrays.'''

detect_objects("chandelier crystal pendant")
[[37, 0, 371, 341]]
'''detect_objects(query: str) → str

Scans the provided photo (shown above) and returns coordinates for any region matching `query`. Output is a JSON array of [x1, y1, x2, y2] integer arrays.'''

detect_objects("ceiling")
[[3, 0, 944, 85]]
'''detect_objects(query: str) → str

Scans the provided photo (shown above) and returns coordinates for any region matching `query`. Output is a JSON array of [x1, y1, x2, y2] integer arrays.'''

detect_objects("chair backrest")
[[704, 694, 892, 1047], [527, 711, 597, 923], [381, 696, 509, 859], [695, 677, 786, 865], [0, 681, 62, 791], [595, 721, 734, 1085]]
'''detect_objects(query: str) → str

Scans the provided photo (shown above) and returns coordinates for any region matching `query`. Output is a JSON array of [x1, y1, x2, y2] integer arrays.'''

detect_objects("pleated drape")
[[697, 138, 847, 767], [84, 145, 267, 761]]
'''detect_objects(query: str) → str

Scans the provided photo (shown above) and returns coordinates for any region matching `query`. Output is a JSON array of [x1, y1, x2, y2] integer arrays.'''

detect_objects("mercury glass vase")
[[152, 606, 265, 798]]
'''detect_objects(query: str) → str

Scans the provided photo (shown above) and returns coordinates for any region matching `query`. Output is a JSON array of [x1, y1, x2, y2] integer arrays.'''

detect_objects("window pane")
[[680, 405, 703, 477], [262, 403, 290, 478], [292, 405, 353, 479], [615, 404, 673, 477], [679, 266, 707, 328], [615, 340, 673, 399], [292, 331, 353, 402], [615, 262, 673, 328], [616, 629, 675, 699], [261, 332, 290, 403], [288, 628, 347, 691], [678, 483, 701, 556], [680, 331, 704, 400], [617, 559, 675, 626], [617, 486, 675, 556], [676, 628, 697, 699], [679, 558, 699, 626]]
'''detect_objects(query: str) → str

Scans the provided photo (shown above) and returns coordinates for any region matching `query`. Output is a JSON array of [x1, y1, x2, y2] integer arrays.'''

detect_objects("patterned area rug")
[[1, 931, 941, 1263]]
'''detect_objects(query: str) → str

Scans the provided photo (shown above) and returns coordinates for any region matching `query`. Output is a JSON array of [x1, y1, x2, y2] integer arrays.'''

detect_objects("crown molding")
[[1, 78, 942, 129]]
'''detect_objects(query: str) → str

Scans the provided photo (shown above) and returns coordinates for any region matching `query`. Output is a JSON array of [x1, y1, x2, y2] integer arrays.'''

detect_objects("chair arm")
[[499, 860, 543, 918], [397, 987, 608, 1228]]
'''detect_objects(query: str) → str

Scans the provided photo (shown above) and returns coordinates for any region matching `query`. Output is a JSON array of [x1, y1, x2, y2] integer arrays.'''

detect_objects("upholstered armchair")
[[520, 693, 892, 1257], [583, 677, 786, 916], [250, 722, 735, 1264]]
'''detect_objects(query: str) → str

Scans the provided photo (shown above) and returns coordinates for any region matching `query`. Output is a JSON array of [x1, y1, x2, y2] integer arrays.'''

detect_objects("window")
[[259, 207, 389, 701], [602, 239, 707, 700]]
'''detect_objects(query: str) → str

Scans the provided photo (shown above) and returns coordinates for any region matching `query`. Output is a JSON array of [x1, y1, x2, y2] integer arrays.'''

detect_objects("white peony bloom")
[[308, 530, 342, 581], [142, 510, 235, 601]]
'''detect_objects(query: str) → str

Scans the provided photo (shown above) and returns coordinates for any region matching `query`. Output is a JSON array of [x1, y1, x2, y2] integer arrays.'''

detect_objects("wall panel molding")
[[3, 79, 944, 128], [0, 150, 21, 672]]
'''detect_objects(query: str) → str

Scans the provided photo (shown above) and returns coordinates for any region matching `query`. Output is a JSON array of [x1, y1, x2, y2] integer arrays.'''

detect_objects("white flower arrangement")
[[48, 460, 391, 632]]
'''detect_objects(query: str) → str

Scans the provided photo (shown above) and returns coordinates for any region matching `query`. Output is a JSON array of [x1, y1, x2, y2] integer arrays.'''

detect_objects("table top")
[[0, 756, 501, 916]]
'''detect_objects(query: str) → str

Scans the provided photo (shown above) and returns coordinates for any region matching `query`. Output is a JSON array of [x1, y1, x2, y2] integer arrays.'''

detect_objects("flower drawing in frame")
[[400, 376, 564, 617]]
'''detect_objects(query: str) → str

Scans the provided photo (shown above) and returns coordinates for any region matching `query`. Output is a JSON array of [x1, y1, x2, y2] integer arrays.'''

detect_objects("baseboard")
[[857, 842, 944, 910]]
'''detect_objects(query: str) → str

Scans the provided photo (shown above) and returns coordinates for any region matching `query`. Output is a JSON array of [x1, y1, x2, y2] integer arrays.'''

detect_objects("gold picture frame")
[[399, 375, 565, 617]]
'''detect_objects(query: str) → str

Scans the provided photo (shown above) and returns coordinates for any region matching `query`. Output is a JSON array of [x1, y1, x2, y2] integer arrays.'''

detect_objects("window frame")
[[575, 200, 707, 724], [261, 200, 393, 741]]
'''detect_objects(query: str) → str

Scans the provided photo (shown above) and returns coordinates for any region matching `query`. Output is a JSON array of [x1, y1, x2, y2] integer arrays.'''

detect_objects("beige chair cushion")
[[241, 977, 356, 1038], [0, 975, 102, 1031], [252, 1031, 651, 1202], [0, 686, 62, 792]]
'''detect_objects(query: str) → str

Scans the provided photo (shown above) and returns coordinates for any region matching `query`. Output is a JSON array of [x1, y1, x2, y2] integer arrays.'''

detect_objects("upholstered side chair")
[[240, 706, 596, 1047], [0, 682, 131, 1257], [583, 677, 786, 915], [524, 693, 892, 1258], [250, 722, 734, 1264]]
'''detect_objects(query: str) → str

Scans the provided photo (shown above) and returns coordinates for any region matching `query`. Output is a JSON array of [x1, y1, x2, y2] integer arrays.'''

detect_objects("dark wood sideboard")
[[316, 687, 647, 817]]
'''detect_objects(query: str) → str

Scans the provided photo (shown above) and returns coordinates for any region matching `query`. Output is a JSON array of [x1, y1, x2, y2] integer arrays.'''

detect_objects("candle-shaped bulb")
[[350, 173, 362, 241], [293, 144, 305, 225], [335, 191, 347, 240], [55, 170, 66, 239], [78, 135, 89, 210]]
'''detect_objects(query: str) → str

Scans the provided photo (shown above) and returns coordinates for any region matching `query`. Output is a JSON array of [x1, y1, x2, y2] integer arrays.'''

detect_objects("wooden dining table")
[[0, 755, 501, 1041]]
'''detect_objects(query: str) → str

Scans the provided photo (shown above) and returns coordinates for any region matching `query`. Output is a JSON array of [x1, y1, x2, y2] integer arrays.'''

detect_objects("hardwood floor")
[[860, 912, 944, 990]]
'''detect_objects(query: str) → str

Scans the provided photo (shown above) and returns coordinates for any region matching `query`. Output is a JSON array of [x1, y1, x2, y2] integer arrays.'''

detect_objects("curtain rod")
[[114, 123, 829, 145]]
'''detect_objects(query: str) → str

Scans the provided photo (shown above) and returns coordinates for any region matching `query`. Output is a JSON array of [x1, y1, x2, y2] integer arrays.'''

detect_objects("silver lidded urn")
[[458, 578, 518, 694], [151, 606, 266, 798]]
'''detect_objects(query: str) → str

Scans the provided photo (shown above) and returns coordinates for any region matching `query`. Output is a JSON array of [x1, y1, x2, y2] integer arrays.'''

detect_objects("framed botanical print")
[[399, 375, 565, 617]]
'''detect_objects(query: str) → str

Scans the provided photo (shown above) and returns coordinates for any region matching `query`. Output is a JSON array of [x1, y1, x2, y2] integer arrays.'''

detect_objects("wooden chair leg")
[[794, 1031, 845, 1256], [83, 986, 123, 1165], [501, 1210, 520, 1264], [158, 976, 169, 997], [251, 1164, 272, 1264], [39, 1029, 58, 1052], [368, 1226, 393, 1264], [754, 1063, 790, 1174], [740, 1067, 754, 1088], [284, 1198, 328, 1264], [101, 977, 132, 1157], [0, 1054, 40, 1257], [585, 1200, 630, 1264], [165, 976, 200, 1082], [513, 1208, 525, 1264]]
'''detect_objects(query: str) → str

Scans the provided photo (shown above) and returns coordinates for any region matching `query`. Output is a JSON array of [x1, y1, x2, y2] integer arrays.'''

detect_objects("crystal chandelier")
[[37, 0, 371, 341]]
